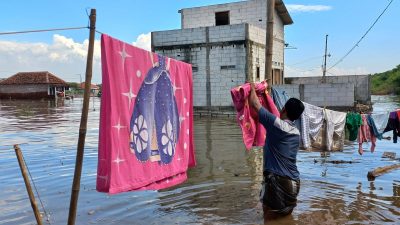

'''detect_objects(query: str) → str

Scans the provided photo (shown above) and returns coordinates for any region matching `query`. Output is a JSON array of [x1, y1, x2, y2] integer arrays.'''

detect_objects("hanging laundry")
[[383, 111, 400, 143], [97, 34, 196, 194], [231, 81, 280, 150], [367, 113, 389, 140], [346, 112, 363, 141], [271, 87, 290, 111], [358, 114, 376, 155], [300, 102, 324, 149], [324, 109, 346, 151]]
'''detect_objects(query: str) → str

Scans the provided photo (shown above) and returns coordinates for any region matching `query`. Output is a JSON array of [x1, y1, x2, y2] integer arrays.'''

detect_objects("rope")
[[21, 150, 52, 224], [0, 26, 88, 36]]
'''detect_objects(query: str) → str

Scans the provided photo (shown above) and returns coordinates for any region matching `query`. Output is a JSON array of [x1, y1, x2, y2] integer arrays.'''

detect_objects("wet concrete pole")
[[13, 145, 43, 225], [67, 8, 96, 225], [265, 0, 275, 92], [322, 34, 328, 83]]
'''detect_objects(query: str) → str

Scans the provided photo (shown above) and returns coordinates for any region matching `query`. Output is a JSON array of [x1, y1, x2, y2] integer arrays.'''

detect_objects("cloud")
[[286, 4, 332, 13], [0, 34, 102, 83], [0, 32, 150, 83], [132, 32, 151, 51]]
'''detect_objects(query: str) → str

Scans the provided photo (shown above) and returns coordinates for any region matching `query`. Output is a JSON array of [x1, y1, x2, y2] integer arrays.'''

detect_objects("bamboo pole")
[[13, 145, 43, 225], [265, 0, 275, 92], [367, 163, 400, 181], [67, 8, 96, 225]]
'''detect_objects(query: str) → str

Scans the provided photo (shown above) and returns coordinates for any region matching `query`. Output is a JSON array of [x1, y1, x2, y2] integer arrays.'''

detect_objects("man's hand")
[[249, 83, 262, 111]]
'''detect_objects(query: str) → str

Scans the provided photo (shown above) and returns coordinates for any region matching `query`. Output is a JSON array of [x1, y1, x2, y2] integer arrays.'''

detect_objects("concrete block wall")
[[303, 83, 354, 107], [246, 25, 284, 82], [181, 0, 284, 39], [209, 45, 246, 106], [208, 24, 246, 42], [152, 28, 206, 46], [285, 75, 371, 104], [273, 84, 300, 99], [153, 25, 247, 107], [152, 24, 246, 47], [274, 83, 355, 107]]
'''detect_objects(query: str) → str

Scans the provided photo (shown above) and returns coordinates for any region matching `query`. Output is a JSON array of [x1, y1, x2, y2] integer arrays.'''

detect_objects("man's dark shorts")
[[259, 172, 300, 215]]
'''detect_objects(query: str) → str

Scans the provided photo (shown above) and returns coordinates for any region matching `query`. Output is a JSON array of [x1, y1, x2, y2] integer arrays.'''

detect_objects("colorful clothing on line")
[[358, 114, 376, 153], [324, 109, 346, 151], [300, 102, 324, 149], [97, 34, 196, 194], [231, 81, 280, 150], [383, 111, 400, 143], [271, 87, 290, 111], [367, 113, 389, 140], [346, 112, 363, 141]]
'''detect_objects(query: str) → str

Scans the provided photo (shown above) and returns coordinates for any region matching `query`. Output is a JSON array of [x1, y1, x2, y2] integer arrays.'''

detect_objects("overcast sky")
[[0, 0, 399, 83]]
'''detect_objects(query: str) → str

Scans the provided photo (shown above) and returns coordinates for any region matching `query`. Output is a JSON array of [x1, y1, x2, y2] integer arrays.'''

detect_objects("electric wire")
[[328, 0, 394, 70]]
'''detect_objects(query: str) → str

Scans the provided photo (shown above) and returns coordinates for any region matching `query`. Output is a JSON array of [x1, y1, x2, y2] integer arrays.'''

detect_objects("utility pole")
[[322, 34, 328, 83], [265, 0, 275, 92], [77, 74, 82, 84]]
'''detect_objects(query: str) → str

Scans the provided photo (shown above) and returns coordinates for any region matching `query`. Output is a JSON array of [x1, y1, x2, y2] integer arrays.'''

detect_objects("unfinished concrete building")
[[152, 0, 292, 109]]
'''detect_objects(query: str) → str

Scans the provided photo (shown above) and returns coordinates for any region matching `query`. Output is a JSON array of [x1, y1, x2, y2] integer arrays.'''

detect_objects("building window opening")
[[215, 11, 230, 26], [256, 66, 260, 80]]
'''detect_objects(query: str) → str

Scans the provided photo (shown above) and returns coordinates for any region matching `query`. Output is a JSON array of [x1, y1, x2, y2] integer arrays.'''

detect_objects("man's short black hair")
[[284, 98, 304, 121]]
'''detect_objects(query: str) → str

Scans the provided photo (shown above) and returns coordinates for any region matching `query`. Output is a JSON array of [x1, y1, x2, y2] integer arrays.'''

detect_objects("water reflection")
[[0, 96, 399, 225]]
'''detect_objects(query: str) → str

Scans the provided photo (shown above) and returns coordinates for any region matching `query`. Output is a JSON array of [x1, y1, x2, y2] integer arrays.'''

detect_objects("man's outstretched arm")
[[249, 83, 262, 111]]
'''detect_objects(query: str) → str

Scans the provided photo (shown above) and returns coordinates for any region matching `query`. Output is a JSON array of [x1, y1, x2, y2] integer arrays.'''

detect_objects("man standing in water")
[[248, 84, 304, 220]]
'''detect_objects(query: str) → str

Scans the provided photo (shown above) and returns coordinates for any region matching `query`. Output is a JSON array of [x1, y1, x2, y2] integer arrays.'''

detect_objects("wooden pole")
[[367, 163, 400, 181], [265, 0, 275, 92], [67, 8, 96, 225], [13, 145, 43, 225]]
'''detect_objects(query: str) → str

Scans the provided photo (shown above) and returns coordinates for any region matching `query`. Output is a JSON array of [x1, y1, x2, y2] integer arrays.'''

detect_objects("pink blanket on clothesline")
[[97, 34, 196, 194]]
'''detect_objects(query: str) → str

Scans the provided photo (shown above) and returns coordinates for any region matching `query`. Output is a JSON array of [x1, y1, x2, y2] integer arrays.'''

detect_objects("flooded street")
[[0, 96, 399, 225]]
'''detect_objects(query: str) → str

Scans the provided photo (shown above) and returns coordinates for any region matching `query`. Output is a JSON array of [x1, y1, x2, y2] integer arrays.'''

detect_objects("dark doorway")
[[215, 11, 230, 26]]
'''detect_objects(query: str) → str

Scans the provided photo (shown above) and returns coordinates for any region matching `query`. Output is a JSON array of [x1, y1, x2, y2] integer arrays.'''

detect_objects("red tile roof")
[[80, 82, 99, 90], [0, 71, 68, 86]]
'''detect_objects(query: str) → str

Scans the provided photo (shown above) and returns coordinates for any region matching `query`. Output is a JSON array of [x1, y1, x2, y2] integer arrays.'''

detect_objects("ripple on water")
[[0, 96, 399, 224]]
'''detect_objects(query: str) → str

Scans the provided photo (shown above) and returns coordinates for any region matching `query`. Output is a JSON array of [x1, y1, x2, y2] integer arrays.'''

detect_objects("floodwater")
[[0, 95, 399, 225]]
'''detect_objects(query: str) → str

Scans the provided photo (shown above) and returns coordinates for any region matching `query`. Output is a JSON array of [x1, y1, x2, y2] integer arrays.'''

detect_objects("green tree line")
[[371, 64, 400, 95]]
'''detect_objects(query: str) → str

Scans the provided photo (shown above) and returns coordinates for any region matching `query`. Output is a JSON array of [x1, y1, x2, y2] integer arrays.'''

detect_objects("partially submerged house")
[[0, 71, 69, 99], [152, 0, 293, 109]]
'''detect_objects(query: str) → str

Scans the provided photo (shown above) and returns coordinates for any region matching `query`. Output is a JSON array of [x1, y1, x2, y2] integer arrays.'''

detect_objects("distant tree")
[[68, 82, 80, 89]]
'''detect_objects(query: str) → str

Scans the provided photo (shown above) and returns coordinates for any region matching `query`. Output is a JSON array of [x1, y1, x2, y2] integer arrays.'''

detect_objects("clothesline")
[[271, 86, 400, 152], [0, 26, 88, 36]]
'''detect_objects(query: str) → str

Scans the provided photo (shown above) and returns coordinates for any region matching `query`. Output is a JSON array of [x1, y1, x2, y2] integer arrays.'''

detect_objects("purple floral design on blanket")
[[130, 54, 180, 164]]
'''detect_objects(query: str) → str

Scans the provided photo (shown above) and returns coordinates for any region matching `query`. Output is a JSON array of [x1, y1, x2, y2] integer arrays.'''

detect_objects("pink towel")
[[230, 81, 280, 150], [97, 34, 196, 194], [358, 114, 376, 155]]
